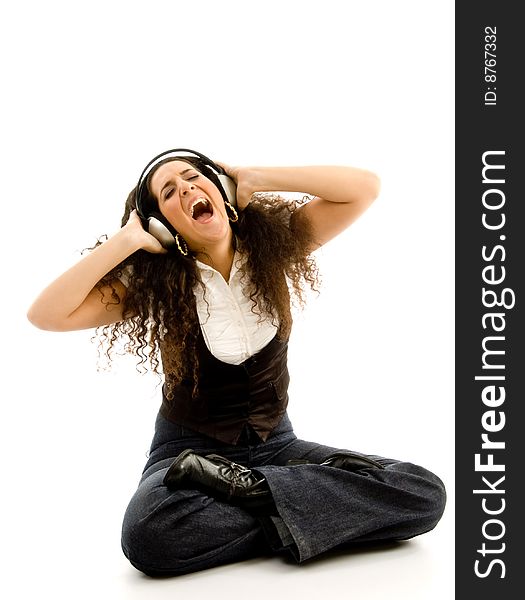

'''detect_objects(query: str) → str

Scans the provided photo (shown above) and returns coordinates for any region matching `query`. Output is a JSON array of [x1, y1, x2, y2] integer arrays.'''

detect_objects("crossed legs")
[[121, 433, 446, 576]]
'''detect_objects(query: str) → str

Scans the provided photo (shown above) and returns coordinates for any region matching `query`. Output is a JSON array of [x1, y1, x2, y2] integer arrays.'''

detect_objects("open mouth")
[[190, 197, 214, 222]]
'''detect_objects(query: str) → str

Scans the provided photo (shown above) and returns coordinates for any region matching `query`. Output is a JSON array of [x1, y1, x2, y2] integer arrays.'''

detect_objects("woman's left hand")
[[215, 162, 257, 211], [218, 162, 381, 252]]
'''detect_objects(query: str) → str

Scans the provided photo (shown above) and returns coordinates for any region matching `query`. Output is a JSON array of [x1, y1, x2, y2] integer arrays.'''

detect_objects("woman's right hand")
[[123, 209, 168, 254], [27, 210, 167, 332]]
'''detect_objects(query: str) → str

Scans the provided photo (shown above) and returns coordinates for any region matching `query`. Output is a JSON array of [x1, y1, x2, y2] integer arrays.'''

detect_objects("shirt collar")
[[195, 249, 245, 282]]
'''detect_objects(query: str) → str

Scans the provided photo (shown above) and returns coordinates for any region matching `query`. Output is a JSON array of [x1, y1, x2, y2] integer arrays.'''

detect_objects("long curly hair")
[[93, 156, 320, 397]]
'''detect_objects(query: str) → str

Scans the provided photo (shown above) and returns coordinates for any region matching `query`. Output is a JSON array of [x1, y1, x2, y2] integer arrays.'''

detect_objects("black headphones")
[[135, 148, 237, 249]]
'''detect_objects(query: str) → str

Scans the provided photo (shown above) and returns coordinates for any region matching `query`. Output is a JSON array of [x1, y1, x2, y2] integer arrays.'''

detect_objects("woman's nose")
[[179, 180, 195, 196]]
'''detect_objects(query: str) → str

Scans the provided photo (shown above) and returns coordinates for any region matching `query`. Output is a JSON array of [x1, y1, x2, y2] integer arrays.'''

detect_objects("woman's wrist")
[[241, 166, 322, 196], [116, 222, 145, 253]]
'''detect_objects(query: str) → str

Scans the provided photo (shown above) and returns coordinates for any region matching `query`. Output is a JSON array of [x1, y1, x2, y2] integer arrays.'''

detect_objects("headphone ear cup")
[[217, 173, 237, 207], [202, 163, 237, 207], [146, 213, 177, 248]]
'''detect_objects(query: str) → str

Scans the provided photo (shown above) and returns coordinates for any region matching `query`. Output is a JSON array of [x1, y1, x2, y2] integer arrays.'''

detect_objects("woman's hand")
[[216, 162, 259, 211], [123, 209, 168, 254], [218, 162, 381, 252]]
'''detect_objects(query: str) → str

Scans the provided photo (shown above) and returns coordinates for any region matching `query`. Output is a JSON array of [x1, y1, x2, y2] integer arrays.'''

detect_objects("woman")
[[27, 149, 446, 576]]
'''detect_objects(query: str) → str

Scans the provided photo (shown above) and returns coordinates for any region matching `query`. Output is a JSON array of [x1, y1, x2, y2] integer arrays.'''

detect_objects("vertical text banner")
[[456, 1, 524, 596]]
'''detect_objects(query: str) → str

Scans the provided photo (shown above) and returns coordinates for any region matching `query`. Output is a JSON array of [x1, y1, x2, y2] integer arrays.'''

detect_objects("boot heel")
[[163, 448, 196, 487]]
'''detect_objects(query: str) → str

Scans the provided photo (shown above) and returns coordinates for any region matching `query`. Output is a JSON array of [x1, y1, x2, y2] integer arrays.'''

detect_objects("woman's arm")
[[27, 211, 166, 331], [219, 164, 381, 251]]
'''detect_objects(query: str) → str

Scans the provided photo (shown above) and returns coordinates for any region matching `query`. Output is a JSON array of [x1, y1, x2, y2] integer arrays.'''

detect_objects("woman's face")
[[148, 160, 231, 251]]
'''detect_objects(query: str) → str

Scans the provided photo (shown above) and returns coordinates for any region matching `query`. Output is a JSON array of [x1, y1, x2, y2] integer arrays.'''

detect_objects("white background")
[[1, 1, 454, 598]]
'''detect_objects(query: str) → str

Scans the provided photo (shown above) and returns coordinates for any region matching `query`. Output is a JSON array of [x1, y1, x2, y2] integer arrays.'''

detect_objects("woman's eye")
[[164, 189, 174, 199], [188, 175, 199, 181]]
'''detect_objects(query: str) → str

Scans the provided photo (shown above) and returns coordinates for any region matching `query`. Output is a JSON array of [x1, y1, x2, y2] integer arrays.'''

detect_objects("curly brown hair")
[[93, 158, 320, 397]]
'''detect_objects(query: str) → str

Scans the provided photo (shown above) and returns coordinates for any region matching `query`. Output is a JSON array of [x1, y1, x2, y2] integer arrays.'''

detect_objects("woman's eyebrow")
[[159, 168, 195, 197]]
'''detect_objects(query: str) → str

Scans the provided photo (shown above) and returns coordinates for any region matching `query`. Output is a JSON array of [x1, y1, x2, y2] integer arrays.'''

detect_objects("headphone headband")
[[136, 148, 224, 195]]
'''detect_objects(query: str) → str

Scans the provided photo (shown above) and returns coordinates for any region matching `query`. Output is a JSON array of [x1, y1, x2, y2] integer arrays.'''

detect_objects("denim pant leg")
[[251, 437, 447, 562], [120, 413, 297, 577], [121, 458, 268, 576], [121, 413, 446, 573]]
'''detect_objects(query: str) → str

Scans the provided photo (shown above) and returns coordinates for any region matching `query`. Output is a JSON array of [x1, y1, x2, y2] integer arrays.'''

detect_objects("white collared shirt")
[[119, 253, 279, 365], [194, 252, 278, 364]]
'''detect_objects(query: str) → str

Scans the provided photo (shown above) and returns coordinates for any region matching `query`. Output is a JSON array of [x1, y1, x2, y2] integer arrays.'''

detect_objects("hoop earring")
[[175, 233, 189, 256], [225, 201, 239, 223]]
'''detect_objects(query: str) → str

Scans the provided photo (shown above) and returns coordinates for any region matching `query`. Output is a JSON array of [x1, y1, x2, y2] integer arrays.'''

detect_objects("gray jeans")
[[121, 413, 446, 576]]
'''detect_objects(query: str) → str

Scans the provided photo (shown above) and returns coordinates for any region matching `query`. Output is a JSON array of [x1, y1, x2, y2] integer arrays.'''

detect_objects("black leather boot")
[[287, 451, 384, 471], [163, 449, 273, 510], [321, 451, 385, 471]]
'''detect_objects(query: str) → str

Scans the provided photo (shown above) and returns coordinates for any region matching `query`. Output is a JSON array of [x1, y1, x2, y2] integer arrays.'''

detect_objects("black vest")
[[160, 330, 290, 444]]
